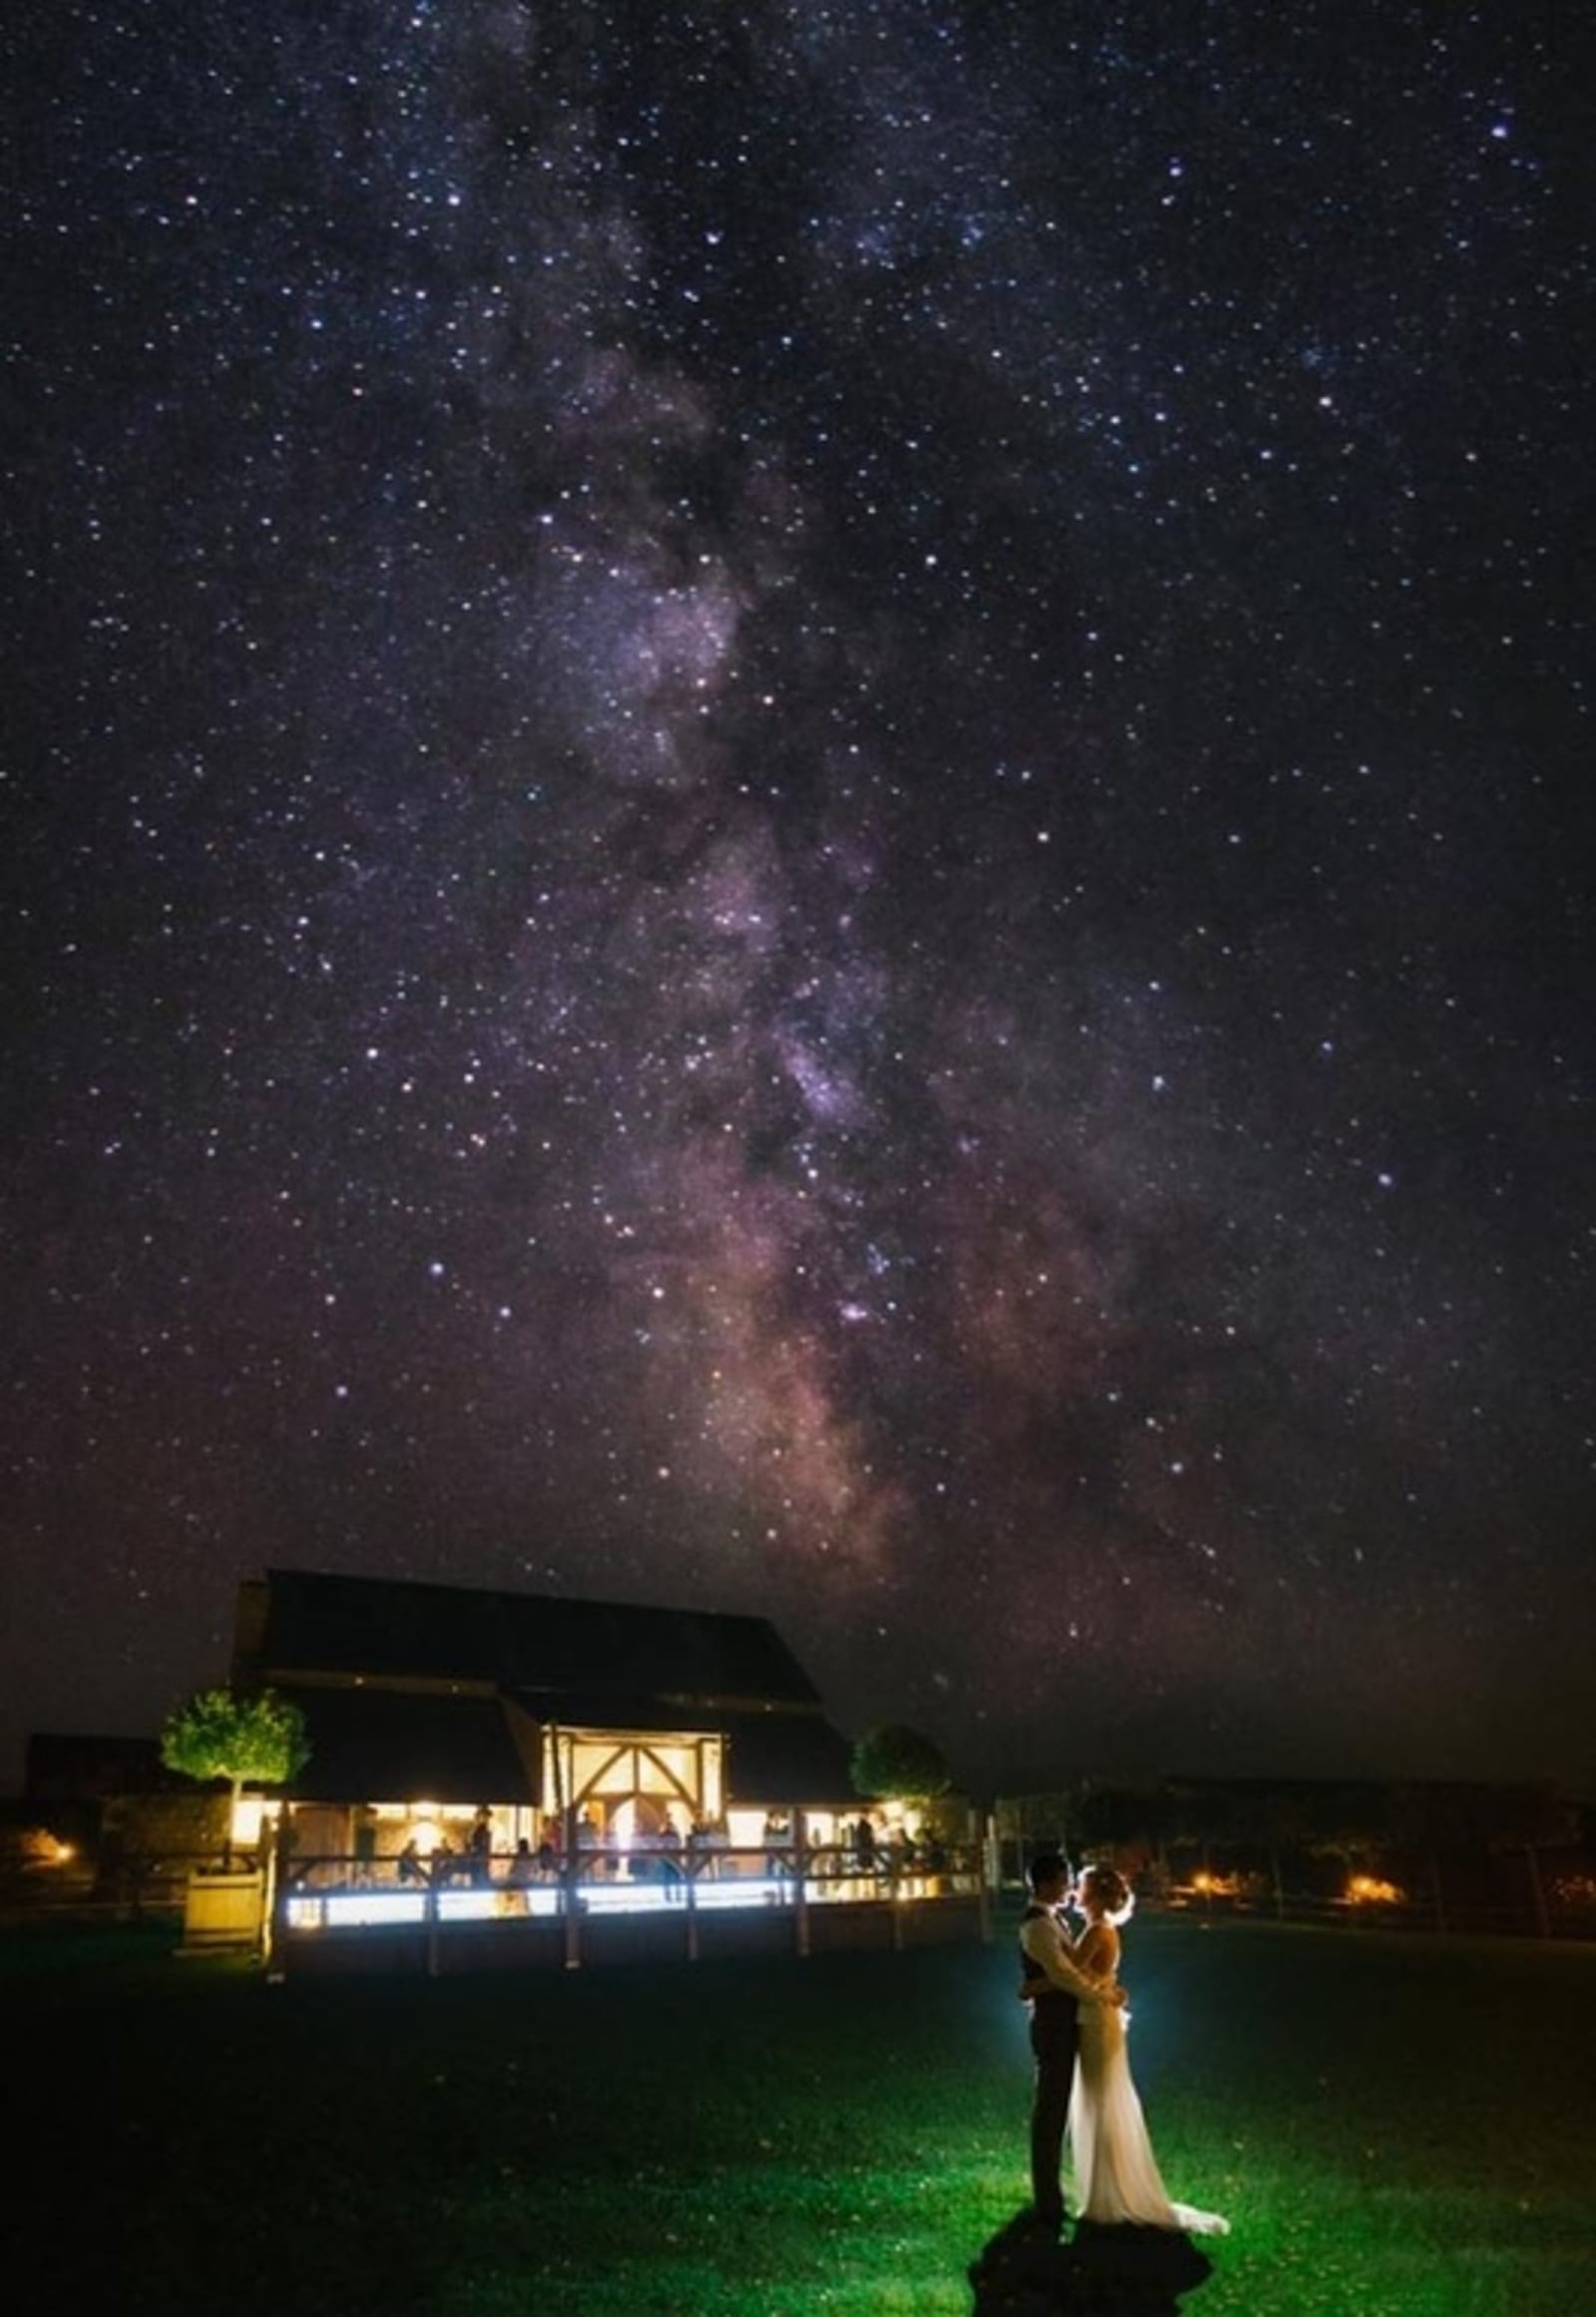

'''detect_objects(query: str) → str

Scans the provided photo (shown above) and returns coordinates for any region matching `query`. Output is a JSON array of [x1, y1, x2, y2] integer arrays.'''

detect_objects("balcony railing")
[[279, 1841, 986, 1934]]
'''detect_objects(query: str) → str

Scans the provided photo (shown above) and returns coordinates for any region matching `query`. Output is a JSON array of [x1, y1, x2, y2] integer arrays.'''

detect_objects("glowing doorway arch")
[[546, 1728, 724, 1843]]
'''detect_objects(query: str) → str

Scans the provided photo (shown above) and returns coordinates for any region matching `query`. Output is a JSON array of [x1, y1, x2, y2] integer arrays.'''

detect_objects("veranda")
[[262, 1825, 990, 1976], [226, 1739, 994, 1973]]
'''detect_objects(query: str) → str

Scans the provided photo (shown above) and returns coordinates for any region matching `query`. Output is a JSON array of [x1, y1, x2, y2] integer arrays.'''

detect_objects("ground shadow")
[[970, 2210, 1214, 2316]]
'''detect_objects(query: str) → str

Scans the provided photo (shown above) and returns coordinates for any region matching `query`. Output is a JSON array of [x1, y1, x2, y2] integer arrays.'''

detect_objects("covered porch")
[[247, 1682, 987, 1972]]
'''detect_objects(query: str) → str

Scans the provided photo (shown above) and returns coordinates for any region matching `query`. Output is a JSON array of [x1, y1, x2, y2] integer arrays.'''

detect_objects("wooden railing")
[[269, 1841, 993, 1974]]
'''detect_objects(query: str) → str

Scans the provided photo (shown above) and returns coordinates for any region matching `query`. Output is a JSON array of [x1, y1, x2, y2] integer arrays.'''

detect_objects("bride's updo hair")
[[1080, 1863, 1134, 1924]]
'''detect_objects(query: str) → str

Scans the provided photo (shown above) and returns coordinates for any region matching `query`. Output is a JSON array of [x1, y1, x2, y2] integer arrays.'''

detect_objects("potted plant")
[[161, 1687, 309, 1947]]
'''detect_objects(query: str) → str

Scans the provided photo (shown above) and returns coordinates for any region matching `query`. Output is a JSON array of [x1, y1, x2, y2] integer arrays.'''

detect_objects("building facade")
[[230, 1569, 983, 1969]]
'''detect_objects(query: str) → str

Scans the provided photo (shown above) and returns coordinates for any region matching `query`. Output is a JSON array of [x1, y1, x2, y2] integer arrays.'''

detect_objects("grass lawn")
[[5, 1912, 1592, 2315]]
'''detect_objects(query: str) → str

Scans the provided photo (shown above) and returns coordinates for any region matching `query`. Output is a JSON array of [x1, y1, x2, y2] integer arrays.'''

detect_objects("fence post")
[[563, 1829, 582, 1971], [263, 1807, 291, 1978], [793, 1809, 810, 1958]]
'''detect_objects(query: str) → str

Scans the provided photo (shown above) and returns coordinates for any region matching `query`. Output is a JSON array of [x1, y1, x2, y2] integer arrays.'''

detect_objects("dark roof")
[[241, 1569, 822, 1708], [506, 1689, 728, 1736], [276, 1688, 857, 1808], [722, 1712, 859, 1806], [282, 1687, 537, 1807]]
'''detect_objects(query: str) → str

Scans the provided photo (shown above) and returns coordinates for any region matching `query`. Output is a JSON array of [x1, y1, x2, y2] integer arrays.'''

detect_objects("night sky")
[[5, 3, 1592, 1799]]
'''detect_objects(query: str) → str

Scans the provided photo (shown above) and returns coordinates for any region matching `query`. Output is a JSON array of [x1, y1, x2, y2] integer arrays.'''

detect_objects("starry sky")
[[5, 2, 1593, 1800]]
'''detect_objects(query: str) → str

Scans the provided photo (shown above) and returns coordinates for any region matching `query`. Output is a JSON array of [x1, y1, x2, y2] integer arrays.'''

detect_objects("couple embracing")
[[1019, 1852, 1229, 2240]]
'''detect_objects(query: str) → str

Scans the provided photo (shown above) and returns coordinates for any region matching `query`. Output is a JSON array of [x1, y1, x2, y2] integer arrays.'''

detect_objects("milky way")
[[5, 3, 1592, 1793]]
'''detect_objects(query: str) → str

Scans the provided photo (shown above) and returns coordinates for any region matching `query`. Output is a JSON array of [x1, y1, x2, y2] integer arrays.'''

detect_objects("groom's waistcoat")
[[1020, 1901, 1078, 2017]]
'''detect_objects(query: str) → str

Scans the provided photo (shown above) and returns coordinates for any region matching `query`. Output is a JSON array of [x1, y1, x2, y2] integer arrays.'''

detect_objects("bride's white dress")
[[1069, 1986, 1229, 2237]]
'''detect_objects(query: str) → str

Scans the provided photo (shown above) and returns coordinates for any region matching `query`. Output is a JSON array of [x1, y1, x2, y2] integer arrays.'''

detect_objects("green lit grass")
[[5, 1915, 1592, 2314]]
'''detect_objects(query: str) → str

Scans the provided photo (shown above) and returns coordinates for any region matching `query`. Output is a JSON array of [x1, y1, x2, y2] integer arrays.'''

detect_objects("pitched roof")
[[721, 1712, 859, 1806], [240, 1569, 822, 1709], [275, 1688, 859, 1808], [281, 1686, 537, 1806], [503, 1688, 727, 1736]]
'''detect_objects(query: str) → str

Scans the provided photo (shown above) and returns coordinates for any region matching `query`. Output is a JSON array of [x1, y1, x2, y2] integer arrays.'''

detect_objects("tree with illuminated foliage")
[[160, 1687, 310, 1866], [850, 1725, 951, 1805]]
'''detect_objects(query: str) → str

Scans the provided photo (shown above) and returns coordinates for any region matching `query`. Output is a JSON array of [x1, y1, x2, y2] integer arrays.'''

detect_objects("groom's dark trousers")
[[1023, 1909, 1079, 2228]]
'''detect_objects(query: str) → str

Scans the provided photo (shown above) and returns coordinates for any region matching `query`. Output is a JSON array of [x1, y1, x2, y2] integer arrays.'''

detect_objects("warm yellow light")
[[231, 1795, 266, 1849], [1347, 1874, 1402, 1905], [702, 1744, 723, 1821]]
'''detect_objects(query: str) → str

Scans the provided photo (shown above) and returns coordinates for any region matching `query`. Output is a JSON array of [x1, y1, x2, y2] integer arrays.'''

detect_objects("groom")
[[1018, 1851, 1123, 2235]]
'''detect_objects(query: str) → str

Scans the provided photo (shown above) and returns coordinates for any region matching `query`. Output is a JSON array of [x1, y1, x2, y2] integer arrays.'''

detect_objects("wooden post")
[[563, 1812, 582, 1971], [257, 1808, 277, 1963], [425, 1869, 441, 1978], [793, 1809, 810, 1958], [264, 1805, 292, 1978]]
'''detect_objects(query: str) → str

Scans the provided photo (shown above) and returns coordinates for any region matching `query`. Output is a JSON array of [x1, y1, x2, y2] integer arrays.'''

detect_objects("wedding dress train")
[[1068, 2000, 1229, 2236]]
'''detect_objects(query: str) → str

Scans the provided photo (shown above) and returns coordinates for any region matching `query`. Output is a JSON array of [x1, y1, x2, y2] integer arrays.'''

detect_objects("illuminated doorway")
[[546, 1729, 723, 1854]]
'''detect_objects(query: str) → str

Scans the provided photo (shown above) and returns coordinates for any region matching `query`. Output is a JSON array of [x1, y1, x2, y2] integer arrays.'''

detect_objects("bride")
[[1065, 1863, 1229, 2237]]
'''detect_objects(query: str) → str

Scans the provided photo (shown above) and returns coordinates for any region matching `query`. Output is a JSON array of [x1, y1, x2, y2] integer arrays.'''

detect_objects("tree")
[[850, 1725, 951, 1803], [160, 1687, 310, 1866]]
